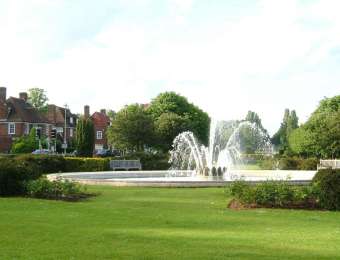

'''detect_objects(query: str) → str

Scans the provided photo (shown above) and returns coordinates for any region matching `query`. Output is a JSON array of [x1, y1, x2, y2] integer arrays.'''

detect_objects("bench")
[[110, 160, 142, 171], [318, 159, 340, 170]]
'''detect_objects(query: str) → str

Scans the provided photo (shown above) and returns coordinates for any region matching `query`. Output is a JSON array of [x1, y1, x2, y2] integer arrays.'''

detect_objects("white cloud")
[[0, 0, 339, 134]]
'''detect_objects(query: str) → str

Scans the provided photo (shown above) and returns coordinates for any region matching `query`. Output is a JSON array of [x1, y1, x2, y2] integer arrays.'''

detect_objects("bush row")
[[254, 157, 318, 170], [228, 169, 340, 210], [119, 152, 170, 170], [25, 176, 93, 201]]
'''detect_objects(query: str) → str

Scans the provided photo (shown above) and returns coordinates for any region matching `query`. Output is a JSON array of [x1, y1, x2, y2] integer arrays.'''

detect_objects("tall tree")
[[76, 117, 95, 157], [148, 92, 210, 150], [272, 109, 299, 154], [27, 88, 49, 112], [107, 104, 154, 152], [289, 96, 340, 158]]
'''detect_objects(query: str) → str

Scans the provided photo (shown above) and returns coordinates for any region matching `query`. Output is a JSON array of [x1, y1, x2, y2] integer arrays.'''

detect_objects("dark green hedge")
[[0, 158, 42, 196], [312, 169, 340, 210]]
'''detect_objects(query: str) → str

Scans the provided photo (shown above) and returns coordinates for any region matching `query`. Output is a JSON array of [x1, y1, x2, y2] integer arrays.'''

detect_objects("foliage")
[[148, 92, 210, 149], [11, 128, 39, 153], [154, 112, 187, 151], [107, 104, 155, 152], [0, 157, 42, 196], [64, 157, 110, 172], [312, 169, 340, 210], [229, 180, 316, 208], [288, 95, 340, 158], [272, 109, 299, 154], [25, 176, 92, 201], [27, 88, 49, 112], [76, 116, 95, 157]]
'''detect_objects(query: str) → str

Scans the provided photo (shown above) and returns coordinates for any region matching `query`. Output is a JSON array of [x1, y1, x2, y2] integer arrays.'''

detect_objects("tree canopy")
[[107, 104, 154, 152], [76, 117, 95, 157], [289, 95, 340, 158], [272, 109, 299, 154], [147, 92, 210, 150], [27, 88, 49, 112]]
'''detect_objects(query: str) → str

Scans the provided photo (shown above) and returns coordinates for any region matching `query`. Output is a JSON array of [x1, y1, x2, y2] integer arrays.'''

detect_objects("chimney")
[[47, 104, 56, 123], [19, 92, 28, 102], [100, 109, 106, 115], [84, 105, 90, 119], [0, 87, 6, 103]]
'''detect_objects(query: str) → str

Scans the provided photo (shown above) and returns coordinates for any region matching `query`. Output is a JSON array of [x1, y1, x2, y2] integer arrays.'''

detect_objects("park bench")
[[110, 160, 142, 171], [317, 159, 340, 170]]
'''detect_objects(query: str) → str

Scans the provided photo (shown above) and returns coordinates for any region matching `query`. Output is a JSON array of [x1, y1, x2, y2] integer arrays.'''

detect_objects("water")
[[169, 120, 273, 180]]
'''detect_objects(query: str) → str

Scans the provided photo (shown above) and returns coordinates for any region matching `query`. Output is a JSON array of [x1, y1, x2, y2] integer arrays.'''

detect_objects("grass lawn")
[[1, 186, 340, 260]]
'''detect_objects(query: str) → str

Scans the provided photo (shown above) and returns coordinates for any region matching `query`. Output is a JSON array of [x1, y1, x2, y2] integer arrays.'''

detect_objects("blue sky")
[[0, 0, 339, 134]]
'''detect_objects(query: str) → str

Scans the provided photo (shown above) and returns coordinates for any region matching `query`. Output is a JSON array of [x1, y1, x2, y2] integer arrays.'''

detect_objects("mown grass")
[[1, 186, 340, 259]]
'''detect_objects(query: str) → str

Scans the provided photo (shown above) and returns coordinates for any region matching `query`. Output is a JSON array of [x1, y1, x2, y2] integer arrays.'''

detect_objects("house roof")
[[6, 97, 48, 123], [48, 105, 77, 127], [91, 112, 110, 126]]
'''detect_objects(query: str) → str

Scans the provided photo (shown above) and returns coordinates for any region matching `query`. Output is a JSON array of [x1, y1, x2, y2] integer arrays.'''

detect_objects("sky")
[[0, 0, 339, 135]]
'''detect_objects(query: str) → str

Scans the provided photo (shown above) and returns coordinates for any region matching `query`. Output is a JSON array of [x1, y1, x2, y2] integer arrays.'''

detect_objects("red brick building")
[[47, 104, 78, 145], [0, 87, 52, 153], [84, 106, 110, 151]]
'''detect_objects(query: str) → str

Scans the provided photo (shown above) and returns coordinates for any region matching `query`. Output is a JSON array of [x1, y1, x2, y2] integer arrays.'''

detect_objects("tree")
[[154, 112, 187, 151], [272, 109, 299, 154], [76, 117, 95, 157], [238, 111, 270, 154], [288, 95, 340, 158], [11, 128, 39, 153], [27, 88, 49, 112], [147, 92, 210, 150], [107, 104, 154, 152]]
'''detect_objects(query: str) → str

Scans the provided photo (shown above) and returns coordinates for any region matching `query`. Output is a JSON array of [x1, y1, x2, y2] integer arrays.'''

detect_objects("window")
[[70, 117, 74, 124], [70, 128, 73, 137], [96, 131, 103, 140], [8, 123, 15, 135]]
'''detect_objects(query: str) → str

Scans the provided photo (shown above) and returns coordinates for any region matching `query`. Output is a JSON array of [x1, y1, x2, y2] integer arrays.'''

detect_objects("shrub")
[[297, 158, 318, 170], [0, 158, 42, 196], [228, 179, 316, 208], [15, 155, 66, 174], [25, 176, 92, 201], [64, 157, 110, 172], [312, 169, 340, 210]]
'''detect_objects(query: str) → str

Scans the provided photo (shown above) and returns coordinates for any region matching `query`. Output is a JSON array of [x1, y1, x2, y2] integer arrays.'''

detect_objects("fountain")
[[50, 120, 317, 186], [169, 120, 273, 180]]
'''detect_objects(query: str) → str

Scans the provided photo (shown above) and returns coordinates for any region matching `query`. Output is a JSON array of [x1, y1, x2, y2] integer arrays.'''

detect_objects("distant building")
[[47, 104, 78, 144], [0, 87, 52, 153], [84, 106, 110, 151]]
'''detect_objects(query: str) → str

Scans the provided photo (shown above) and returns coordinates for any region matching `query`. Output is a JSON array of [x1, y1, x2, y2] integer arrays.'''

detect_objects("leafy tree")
[[27, 88, 49, 112], [154, 112, 187, 151], [288, 95, 340, 158], [272, 109, 299, 154], [107, 104, 154, 152], [11, 128, 39, 153], [238, 111, 270, 154], [148, 92, 210, 150], [76, 117, 95, 157]]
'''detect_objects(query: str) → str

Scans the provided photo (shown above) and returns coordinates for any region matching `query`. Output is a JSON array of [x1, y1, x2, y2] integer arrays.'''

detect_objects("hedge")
[[312, 169, 340, 210], [0, 158, 42, 196]]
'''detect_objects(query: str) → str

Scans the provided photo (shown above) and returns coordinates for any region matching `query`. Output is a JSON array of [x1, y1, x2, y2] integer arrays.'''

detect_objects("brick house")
[[84, 106, 110, 151], [0, 87, 52, 153], [47, 104, 78, 145]]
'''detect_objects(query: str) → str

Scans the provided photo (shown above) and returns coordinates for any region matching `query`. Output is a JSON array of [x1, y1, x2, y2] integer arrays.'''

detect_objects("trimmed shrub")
[[15, 155, 66, 174], [228, 180, 316, 209], [312, 169, 340, 210], [25, 176, 93, 201], [64, 157, 110, 172], [0, 158, 42, 196]]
